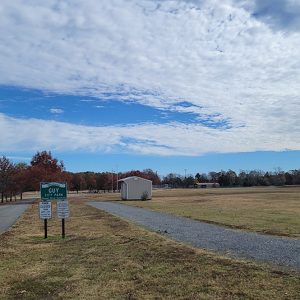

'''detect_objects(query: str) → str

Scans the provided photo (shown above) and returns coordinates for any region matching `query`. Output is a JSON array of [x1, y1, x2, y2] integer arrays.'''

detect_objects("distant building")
[[118, 176, 152, 200], [195, 182, 220, 188]]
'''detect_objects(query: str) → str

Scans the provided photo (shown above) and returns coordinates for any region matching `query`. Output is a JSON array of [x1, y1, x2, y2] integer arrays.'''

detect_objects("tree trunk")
[[20, 192, 23, 200], [1, 192, 3, 203]]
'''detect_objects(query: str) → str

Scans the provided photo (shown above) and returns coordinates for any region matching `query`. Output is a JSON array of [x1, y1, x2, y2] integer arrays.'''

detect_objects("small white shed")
[[118, 176, 152, 200]]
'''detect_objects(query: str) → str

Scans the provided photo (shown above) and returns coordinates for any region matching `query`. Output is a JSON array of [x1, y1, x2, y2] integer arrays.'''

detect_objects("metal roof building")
[[118, 176, 152, 200], [195, 182, 220, 188]]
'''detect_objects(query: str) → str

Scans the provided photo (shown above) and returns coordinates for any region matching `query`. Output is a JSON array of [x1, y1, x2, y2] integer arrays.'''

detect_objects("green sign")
[[41, 182, 67, 201]]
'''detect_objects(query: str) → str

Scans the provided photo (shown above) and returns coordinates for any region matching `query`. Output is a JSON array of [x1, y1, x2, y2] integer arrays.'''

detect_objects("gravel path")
[[0, 204, 30, 234], [88, 201, 300, 270]]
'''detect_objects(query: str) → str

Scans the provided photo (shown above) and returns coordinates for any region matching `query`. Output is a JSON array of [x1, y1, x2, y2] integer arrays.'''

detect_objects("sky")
[[0, 0, 300, 176]]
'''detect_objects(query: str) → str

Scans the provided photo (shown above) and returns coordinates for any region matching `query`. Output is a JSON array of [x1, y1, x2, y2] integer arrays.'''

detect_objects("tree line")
[[1, 151, 299, 202], [162, 169, 300, 188], [0, 151, 160, 202]]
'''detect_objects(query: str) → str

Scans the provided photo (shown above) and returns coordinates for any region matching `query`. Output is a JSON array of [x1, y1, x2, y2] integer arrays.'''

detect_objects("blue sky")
[[0, 85, 203, 126], [0, 0, 299, 176]]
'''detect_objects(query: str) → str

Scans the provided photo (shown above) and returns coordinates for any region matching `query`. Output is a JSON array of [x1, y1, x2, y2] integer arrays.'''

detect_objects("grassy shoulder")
[[103, 187, 300, 237], [0, 200, 299, 299]]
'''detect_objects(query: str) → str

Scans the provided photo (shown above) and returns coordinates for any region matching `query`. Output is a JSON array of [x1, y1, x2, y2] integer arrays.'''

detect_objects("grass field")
[[0, 199, 299, 299], [90, 186, 300, 237]]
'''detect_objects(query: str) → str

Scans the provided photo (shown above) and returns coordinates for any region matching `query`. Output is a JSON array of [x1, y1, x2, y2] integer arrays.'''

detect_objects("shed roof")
[[195, 182, 220, 185], [118, 176, 152, 183]]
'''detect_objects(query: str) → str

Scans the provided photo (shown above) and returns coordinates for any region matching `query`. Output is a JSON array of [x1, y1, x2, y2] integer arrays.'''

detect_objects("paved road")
[[88, 202, 300, 270], [0, 204, 30, 234]]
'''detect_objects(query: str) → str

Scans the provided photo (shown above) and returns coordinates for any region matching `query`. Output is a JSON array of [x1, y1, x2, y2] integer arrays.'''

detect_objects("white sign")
[[39, 202, 52, 219], [57, 200, 70, 219]]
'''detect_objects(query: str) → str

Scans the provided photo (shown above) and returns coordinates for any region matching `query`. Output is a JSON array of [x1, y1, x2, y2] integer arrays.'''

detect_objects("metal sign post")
[[40, 182, 68, 239], [57, 200, 70, 239], [39, 201, 52, 238], [44, 220, 48, 239], [62, 219, 65, 239]]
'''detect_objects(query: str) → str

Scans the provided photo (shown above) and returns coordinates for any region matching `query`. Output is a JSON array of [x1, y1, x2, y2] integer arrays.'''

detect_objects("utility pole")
[[116, 172, 119, 192], [116, 165, 119, 192], [184, 169, 187, 189]]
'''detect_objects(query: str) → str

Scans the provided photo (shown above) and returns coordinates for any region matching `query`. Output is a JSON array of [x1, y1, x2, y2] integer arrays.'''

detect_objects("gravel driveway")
[[0, 204, 30, 234], [88, 201, 300, 270]]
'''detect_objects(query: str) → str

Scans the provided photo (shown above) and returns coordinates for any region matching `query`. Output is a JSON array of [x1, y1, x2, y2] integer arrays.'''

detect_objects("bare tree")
[[0, 156, 14, 202]]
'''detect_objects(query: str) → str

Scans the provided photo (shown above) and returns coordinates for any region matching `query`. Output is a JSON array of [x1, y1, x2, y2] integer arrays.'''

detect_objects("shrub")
[[141, 191, 148, 201]]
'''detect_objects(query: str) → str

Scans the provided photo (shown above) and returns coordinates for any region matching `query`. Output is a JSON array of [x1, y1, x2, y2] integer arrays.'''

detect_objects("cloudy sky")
[[0, 0, 299, 174]]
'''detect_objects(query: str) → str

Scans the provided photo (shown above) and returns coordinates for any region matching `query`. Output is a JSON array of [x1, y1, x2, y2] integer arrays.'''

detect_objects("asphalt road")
[[88, 201, 300, 270], [0, 204, 30, 234]]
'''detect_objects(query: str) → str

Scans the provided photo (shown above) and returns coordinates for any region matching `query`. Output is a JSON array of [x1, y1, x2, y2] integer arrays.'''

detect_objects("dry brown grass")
[[90, 186, 300, 237], [0, 199, 299, 299]]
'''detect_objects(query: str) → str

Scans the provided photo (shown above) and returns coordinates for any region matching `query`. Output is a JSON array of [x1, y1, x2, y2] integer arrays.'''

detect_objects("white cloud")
[[50, 108, 64, 114], [6, 156, 31, 161], [0, 0, 299, 155], [0, 113, 299, 156], [80, 99, 94, 102]]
